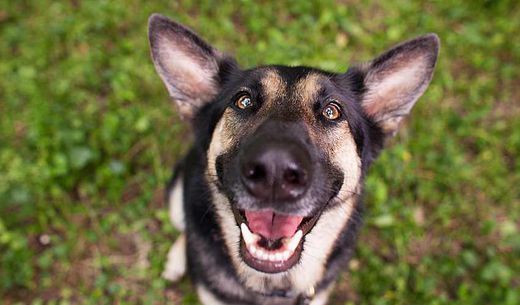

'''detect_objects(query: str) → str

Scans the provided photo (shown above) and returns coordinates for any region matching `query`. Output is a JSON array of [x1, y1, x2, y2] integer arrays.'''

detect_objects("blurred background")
[[1, 1, 519, 304]]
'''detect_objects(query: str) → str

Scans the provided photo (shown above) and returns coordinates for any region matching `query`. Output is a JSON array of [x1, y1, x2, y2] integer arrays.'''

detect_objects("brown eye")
[[235, 94, 253, 110], [322, 102, 341, 120]]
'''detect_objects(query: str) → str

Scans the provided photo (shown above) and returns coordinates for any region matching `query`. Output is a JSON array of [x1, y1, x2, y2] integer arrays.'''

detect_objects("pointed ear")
[[355, 34, 440, 137], [148, 14, 237, 121]]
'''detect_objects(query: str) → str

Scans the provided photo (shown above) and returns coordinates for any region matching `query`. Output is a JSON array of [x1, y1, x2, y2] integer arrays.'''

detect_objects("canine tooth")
[[281, 250, 291, 261], [251, 246, 261, 259], [287, 230, 303, 252], [249, 245, 258, 256], [274, 253, 283, 261], [240, 223, 258, 246]]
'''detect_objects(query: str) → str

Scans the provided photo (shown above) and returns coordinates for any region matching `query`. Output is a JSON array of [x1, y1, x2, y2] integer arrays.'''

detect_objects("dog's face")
[[149, 14, 438, 291], [207, 67, 363, 275]]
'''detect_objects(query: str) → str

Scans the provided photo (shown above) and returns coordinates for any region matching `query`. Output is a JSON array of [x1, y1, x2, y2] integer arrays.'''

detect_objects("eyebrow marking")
[[295, 73, 324, 105], [260, 69, 286, 106]]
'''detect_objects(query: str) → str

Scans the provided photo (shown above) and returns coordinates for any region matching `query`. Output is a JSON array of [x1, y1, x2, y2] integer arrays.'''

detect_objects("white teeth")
[[240, 223, 259, 246], [240, 223, 304, 263], [286, 230, 303, 252]]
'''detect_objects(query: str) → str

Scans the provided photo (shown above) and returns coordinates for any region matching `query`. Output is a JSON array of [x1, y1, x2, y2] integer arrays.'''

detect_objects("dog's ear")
[[353, 34, 439, 137], [148, 14, 237, 121]]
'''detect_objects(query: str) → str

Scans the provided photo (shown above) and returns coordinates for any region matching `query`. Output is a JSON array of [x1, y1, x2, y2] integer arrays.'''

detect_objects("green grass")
[[1, 1, 519, 304]]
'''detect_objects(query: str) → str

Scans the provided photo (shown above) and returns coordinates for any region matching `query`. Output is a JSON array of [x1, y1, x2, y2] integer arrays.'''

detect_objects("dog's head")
[[149, 14, 438, 290]]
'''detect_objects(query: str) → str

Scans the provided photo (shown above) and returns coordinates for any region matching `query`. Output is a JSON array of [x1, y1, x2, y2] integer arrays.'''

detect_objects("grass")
[[1, 0, 519, 304]]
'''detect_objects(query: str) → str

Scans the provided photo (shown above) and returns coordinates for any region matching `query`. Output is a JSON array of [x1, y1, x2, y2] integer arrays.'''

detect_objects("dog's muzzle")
[[216, 120, 339, 273], [228, 121, 325, 273]]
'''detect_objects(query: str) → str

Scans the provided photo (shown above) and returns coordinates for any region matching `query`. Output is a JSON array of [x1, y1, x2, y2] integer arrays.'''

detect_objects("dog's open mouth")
[[232, 208, 321, 273]]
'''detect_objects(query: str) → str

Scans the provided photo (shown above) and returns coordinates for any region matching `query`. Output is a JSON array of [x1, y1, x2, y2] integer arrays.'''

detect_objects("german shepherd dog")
[[149, 14, 439, 305]]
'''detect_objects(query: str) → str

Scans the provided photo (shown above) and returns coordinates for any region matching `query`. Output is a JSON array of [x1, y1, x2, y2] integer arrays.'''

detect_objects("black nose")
[[240, 141, 311, 202]]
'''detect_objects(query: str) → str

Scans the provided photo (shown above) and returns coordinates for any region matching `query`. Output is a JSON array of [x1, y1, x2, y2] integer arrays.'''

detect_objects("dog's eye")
[[235, 94, 253, 110], [322, 101, 341, 120]]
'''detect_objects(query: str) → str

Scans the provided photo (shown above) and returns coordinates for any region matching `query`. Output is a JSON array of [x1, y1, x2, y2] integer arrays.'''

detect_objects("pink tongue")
[[245, 210, 303, 240]]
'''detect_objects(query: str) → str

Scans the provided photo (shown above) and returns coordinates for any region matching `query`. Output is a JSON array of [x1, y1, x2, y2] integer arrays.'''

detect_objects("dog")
[[148, 13, 439, 305]]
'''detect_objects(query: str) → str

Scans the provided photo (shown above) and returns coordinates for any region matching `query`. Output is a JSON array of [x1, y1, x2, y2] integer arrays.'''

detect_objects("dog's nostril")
[[241, 162, 272, 200], [244, 164, 266, 181], [283, 168, 306, 186]]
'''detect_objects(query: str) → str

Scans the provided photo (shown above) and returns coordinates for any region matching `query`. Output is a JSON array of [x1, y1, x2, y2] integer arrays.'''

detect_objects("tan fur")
[[260, 69, 287, 106], [362, 52, 430, 134], [162, 233, 186, 282], [163, 176, 187, 282], [295, 73, 324, 107], [168, 176, 185, 231], [293, 73, 327, 140], [153, 35, 220, 120]]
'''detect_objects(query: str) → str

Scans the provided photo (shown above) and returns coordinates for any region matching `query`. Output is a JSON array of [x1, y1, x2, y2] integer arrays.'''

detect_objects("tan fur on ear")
[[360, 34, 440, 136], [148, 14, 225, 121], [153, 35, 220, 119]]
